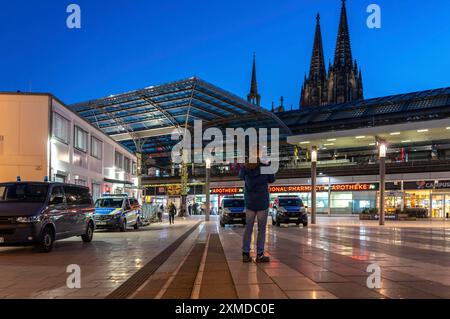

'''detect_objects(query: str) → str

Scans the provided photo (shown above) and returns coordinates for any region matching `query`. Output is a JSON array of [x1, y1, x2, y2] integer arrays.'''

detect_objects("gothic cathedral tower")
[[301, 0, 363, 107]]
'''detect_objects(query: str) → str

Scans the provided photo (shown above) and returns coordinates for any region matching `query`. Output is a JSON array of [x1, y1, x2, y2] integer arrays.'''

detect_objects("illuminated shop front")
[[144, 184, 205, 212], [210, 183, 378, 215]]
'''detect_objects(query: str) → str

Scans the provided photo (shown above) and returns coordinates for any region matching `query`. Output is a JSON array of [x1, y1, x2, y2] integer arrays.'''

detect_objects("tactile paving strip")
[[106, 221, 202, 299]]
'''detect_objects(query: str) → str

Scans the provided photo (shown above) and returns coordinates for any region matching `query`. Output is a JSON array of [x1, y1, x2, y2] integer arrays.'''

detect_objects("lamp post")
[[379, 142, 387, 226], [311, 147, 318, 225], [205, 158, 211, 222]]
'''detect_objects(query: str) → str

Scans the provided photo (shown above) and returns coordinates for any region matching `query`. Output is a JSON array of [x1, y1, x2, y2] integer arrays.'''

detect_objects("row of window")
[[53, 112, 135, 174]]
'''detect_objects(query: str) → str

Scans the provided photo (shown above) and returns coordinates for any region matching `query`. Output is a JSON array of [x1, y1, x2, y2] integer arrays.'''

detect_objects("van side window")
[[49, 186, 65, 205], [64, 186, 92, 205]]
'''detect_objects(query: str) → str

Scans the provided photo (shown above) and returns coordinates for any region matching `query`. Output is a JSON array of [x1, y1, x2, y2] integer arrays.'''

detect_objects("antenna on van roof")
[[16, 176, 21, 182], [44, 176, 49, 182]]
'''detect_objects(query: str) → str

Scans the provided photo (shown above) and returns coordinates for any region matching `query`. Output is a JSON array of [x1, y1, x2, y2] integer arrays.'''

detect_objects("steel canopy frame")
[[70, 77, 290, 156]]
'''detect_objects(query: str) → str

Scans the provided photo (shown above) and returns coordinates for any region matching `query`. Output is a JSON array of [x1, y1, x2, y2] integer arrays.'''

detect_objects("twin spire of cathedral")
[[301, 0, 364, 107], [247, 0, 364, 110]]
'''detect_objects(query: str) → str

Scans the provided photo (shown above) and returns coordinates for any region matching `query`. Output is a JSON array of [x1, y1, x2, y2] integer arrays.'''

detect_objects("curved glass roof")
[[70, 77, 291, 155]]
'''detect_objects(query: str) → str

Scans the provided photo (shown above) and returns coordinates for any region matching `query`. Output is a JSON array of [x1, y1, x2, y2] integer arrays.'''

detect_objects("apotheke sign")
[[210, 183, 378, 195]]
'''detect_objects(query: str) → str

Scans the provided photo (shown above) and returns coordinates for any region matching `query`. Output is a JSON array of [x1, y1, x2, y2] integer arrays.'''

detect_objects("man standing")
[[239, 158, 276, 263], [168, 202, 176, 225]]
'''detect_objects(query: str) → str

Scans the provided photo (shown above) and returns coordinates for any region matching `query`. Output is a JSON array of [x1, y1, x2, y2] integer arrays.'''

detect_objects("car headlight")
[[223, 208, 231, 217], [16, 215, 41, 224]]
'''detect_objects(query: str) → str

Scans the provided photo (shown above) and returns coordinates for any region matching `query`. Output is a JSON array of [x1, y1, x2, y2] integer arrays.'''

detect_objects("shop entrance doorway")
[[431, 193, 450, 219]]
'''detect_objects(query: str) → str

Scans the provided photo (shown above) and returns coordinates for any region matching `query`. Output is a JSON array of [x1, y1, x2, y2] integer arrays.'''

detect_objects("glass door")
[[432, 194, 445, 218]]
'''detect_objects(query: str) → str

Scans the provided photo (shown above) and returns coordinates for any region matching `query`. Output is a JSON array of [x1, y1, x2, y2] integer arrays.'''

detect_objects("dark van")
[[0, 182, 95, 252]]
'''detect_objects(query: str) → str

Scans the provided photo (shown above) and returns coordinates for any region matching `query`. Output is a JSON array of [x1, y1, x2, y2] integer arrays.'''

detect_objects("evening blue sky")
[[0, 0, 449, 109]]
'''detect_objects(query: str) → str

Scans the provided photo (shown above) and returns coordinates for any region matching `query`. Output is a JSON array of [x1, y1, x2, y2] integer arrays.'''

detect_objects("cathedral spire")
[[247, 53, 261, 106], [300, 13, 327, 107], [326, 0, 364, 105], [309, 13, 326, 81], [333, 0, 353, 70]]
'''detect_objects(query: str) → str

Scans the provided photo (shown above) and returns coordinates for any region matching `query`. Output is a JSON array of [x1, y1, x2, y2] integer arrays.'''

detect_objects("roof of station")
[[70, 77, 291, 155], [279, 86, 450, 135], [285, 87, 450, 150]]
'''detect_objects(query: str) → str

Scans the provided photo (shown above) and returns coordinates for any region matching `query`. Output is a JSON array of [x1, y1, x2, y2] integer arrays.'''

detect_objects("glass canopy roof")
[[70, 77, 291, 155]]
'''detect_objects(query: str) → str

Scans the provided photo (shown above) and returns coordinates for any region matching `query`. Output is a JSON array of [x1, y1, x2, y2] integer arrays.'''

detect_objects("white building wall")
[[51, 98, 138, 200]]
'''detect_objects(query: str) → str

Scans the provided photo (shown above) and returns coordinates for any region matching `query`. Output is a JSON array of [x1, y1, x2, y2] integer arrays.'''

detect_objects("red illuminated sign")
[[210, 187, 244, 195]]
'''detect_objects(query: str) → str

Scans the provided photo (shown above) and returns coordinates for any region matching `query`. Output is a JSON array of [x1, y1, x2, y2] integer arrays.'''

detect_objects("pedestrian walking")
[[168, 202, 176, 225], [157, 204, 163, 222], [239, 153, 276, 263]]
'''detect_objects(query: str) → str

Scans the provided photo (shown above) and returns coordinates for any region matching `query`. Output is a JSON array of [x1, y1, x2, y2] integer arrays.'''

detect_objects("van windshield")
[[0, 183, 49, 203], [279, 198, 303, 207], [95, 198, 123, 208], [223, 199, 245, 208]]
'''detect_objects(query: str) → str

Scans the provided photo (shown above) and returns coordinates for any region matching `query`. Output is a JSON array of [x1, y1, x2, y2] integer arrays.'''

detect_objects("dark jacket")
[[239, 165, 276, 212]]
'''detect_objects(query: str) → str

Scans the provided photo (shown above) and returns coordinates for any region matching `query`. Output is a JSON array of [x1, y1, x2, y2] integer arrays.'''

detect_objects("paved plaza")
[[1, 216, 450, 299]]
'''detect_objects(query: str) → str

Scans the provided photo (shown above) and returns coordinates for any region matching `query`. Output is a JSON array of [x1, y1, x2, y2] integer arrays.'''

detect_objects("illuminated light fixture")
[[327, 138, 337, 142], [402, 140, 411, 143], [417, 129, 429, 133], [205, 158, 211, 169], [446, 127, 450, 130], [311, 149, 318, 163], [369, 143, 376, 146], [390, 132, 401, 136], [379, 143, 387, 158], [300, 141, 311, 145], [356, 136, 366, 139], [324, 143, 334, 146]]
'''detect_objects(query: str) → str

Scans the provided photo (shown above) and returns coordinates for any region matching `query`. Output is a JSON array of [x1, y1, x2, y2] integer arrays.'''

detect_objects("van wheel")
[[35, 227, 54, 253], [303, 222, 308, 227], [120, 219, 127, 232], [82, 222, 94, 243], [133, 218, 140, 230]]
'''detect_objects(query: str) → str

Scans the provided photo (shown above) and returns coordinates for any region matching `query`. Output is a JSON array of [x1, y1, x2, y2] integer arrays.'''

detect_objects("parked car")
[[94, 195, 141, 231], [0, 181, 95, 252], [271, 195, 308, 227], [219, 197, 246, 227]]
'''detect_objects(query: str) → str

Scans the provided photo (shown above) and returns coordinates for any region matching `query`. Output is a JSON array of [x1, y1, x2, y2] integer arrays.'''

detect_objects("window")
[[53, 113, 70, 144], [91, 136, 103, 159], [132, 162, 137, 175], [64, 186, 92, 205], [124, 157, 131, 174], [115, 151, 123, 169], [0, 183, 49, 203], [54, 174, 66, 183], [74, 126, 88, 152], [49, 186, 65, 205], [74, 179, 87, 187]]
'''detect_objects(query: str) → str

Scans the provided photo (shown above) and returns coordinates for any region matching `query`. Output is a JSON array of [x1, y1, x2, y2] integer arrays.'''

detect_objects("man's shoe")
[[256, 254, 270, 263], [242, 253, 253, 263]]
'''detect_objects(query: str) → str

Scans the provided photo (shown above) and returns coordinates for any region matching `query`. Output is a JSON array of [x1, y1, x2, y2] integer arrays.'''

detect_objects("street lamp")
[[311, 147, 318, 225], [205, 158, 211, 222], [378, 142, 387, 226]]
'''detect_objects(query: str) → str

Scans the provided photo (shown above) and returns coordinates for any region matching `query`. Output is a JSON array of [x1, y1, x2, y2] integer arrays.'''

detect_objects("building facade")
[[0, 93, 139, 201]]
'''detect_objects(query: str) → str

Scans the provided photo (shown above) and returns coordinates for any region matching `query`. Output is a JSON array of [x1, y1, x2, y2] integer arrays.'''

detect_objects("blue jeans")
[[242, 209, 268, 255]]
